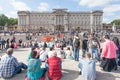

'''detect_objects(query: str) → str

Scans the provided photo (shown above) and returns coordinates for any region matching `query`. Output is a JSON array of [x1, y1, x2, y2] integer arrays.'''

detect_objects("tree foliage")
[[7, 18, 18, 26], [0, 14, 8, 27], [0, 14, 18, 28], [111, 19, 120, 25]]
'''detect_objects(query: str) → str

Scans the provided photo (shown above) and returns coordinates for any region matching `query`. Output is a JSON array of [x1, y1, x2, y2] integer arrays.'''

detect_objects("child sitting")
[[57, 47, 65, 59], [65, 47, 73, 60], [59, 47, 65, 59]]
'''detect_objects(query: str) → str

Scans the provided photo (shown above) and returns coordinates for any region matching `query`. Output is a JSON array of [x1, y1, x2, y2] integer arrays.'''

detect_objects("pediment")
[[92, 10, 103, 13], [52, 9, 68, 14]]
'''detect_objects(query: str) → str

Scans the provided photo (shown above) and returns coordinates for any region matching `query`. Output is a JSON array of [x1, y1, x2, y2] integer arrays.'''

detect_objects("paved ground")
[[0, 48, 120, 80]]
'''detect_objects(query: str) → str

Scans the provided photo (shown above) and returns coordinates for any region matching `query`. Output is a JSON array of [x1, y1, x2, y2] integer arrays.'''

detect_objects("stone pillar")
[[90, 13, 93, 33], [64, 24, 68, 32], [26, 15, 29, 31]]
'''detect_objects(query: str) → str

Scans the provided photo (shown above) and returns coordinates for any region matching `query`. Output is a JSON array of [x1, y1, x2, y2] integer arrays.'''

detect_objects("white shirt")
[[48, 51, 54, 58], [39, 50, 47, 61]]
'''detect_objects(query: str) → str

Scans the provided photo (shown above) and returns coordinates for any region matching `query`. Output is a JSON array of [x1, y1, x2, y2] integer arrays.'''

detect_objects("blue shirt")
[[78, 58, 96, 80], [0, 54, 20, 78]]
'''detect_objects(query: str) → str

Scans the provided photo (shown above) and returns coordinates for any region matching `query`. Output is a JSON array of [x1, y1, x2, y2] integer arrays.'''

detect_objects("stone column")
[[64, 15, 68, 32], [90, 13, 93, 32], [26, 15, 29, 31]]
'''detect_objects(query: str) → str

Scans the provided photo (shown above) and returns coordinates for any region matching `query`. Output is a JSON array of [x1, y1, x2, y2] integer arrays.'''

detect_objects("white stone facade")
[[17, 9, 103, 32]]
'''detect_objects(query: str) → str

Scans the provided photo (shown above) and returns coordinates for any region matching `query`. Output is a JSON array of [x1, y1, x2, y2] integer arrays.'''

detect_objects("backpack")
[[74, 39, 80, 48]]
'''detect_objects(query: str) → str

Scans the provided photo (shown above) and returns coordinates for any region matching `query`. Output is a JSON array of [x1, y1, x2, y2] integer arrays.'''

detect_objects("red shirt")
[[47, 56, 62, 80]]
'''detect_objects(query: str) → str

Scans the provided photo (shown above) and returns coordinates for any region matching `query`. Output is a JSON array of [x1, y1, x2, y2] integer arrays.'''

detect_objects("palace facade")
[[17, 9, 103, 32]]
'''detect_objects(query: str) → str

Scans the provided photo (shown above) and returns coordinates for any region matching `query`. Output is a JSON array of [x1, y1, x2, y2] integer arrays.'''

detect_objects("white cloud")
[[10, 0, 31, 11], [0, 6, 3, 11], [6, 11, 17, 18], [112, 15, 120, 21], [103, 4, 120, 16], [79, 0, 115, 7], [38, 2, 49, 11], [103, 15, 120, 23], [10, 11, 17, 17], [103, 18, 110, 23]]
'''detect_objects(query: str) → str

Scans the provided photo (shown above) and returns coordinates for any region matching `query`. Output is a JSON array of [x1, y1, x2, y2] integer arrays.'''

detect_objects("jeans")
[[116, 50, 120, 65], [1, 44, 5, 49], [82, 49, 87, 57], [13, 62, 27, 75], [74, 48, 80, 61], [89, 48, 100, 61]]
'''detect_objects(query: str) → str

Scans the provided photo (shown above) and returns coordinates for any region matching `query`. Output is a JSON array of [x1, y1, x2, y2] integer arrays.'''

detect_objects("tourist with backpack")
[[73, 34, 80, 61]]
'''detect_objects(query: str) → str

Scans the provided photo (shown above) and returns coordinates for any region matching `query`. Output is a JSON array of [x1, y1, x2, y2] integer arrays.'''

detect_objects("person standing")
[[100, 35, 118, 72], [82, 36, 88, 58], [6, 38, 10, 49], [112, 37, 120, 66], [88, 33, 100, 61], [12, 36, 16, 42], [73, 34, 80, 61], [1, 38, 6, 50]]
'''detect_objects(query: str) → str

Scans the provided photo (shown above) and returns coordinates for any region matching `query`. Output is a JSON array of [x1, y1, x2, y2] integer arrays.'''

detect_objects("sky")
[[0, 0, 120, 23]]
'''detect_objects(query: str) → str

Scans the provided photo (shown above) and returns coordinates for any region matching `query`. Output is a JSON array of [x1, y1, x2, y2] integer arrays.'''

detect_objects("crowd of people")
[[0, 31, 120, 80]]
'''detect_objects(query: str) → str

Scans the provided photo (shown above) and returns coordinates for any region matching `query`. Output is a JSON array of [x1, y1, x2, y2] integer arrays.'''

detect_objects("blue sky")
[[0, 0, 120, 23]]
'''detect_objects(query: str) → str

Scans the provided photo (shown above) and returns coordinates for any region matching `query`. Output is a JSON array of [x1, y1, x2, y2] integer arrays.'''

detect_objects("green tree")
[[8, 18, 18, 26], [0, 14, 8, 28], [111, 19, 120, 25]]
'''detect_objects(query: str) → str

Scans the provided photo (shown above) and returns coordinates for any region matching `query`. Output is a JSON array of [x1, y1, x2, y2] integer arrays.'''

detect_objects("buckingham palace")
[[17, 9, 103, 32]]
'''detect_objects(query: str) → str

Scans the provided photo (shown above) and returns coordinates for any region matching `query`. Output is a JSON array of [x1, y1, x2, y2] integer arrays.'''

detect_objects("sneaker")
[[18, 69, 22, 73]]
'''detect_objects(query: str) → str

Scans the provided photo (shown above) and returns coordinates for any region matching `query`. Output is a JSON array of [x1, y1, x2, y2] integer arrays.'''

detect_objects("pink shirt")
[[101, 39, 118, 58]]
